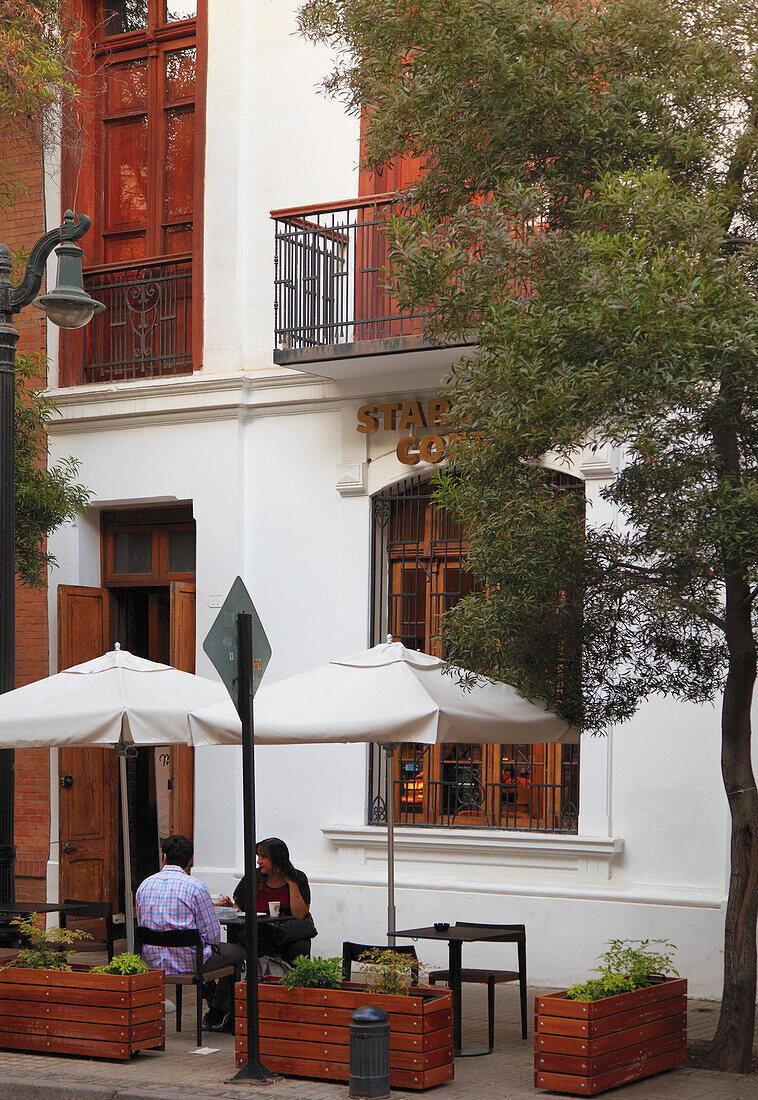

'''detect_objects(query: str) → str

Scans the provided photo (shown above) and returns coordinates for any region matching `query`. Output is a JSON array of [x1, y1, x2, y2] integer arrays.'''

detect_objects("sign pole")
[[231, 611, 273, 1083]]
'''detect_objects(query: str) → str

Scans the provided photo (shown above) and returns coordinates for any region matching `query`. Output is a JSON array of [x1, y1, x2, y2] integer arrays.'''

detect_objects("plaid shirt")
[[135, 865, 221, 974]]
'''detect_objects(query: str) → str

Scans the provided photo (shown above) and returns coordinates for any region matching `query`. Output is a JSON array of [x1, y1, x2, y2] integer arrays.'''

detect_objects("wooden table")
[[393, 923, 525, 1057]]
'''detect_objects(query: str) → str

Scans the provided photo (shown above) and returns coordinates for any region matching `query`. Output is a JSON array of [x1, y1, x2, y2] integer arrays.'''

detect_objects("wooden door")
[[168, 580, 195, 839], [58, 587, 119, 904], [358, 108, 425, 199], [356, 112, 426, 341]]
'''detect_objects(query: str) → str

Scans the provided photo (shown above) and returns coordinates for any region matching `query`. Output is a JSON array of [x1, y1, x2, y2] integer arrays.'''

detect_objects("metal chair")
[[60, 900, 116, 962], [428, 922, 527, 1049], [342, 941, 419, 983], [135, 926, 237, 1048]]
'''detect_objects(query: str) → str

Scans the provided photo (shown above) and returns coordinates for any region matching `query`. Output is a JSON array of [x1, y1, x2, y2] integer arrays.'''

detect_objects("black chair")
[[135, 926, 238, 1048], [342, 941, 419, 984], [428, 922, 527, 1049], [60, 900, 116, 962]]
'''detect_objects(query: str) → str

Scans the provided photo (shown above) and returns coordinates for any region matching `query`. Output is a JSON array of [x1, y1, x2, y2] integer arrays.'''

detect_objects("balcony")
[[62, 257, 193, 386], [271, 195, 474, 381]]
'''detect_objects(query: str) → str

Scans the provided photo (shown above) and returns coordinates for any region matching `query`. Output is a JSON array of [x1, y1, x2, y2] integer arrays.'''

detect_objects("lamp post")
[[0, 209, 103, 903]]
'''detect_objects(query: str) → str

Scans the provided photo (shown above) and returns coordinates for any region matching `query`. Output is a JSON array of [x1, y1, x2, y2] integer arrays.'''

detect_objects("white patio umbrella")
[[0, 645, 241, 950], [253, 638, 578, 934]]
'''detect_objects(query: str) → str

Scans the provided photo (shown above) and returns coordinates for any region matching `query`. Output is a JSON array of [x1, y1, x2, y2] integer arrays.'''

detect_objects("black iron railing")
[[272, 194, 429, 354], [82, 256, 193, 383], [368, 742, 579, 833]]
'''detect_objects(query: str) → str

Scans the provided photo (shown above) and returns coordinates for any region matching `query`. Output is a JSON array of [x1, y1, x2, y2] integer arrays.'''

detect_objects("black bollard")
[[349, 1005, 391, 1099]]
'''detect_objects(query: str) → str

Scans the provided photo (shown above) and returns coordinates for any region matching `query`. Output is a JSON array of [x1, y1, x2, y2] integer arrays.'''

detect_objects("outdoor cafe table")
[[216, 910, 282, 947], [0, 900, 90, 947], [0, 901, 89, 919], [393, 923, 524, 1057]]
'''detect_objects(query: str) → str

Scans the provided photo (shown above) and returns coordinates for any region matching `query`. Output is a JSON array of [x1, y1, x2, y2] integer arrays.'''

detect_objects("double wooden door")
[[57, 581, 195, 907]]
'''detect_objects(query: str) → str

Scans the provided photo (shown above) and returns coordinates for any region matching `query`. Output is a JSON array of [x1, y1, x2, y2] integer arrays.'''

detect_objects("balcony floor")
[[274, 334, 477, 381]]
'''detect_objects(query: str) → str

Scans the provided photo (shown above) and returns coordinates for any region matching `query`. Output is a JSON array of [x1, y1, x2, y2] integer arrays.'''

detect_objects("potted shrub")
[[235, 951, 454, 1090], [534, 940, 687, 1096], [0, 918, 165, 1060]]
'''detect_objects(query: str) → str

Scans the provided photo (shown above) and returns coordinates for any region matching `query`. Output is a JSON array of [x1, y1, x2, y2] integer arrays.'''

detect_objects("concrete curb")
[[0, 1075, 255, 1100], [0, 1077, 117, 1100]]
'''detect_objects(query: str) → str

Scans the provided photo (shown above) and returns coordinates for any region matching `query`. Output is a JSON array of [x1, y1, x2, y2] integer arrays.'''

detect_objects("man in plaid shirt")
[[136, 835, 244, 1032]]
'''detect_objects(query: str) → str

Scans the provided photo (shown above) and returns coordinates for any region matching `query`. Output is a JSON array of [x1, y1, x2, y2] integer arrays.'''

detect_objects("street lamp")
[[0, 209, 103, 904]]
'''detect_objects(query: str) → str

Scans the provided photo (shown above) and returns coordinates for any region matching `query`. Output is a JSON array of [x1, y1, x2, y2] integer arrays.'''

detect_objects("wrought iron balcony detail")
[[80, 256, 193, 383], [272, 194, 431, 364]]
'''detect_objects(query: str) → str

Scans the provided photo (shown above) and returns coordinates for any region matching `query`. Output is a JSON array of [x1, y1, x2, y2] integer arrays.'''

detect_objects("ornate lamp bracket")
[[0, 211, 91, 321]]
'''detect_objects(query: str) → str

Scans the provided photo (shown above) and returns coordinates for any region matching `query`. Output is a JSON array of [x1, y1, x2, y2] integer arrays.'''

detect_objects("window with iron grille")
[[61, 1, 199, 384], [368, 475, 581, 832]]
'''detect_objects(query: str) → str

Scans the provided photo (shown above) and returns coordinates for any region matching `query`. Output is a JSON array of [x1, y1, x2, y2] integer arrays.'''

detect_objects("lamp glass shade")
[[38, 298, 98, 329], [32, 241, 104, 329]]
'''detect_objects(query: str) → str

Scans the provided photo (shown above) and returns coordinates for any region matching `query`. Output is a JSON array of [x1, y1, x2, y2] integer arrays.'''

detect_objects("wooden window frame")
[[92, 20, 197, 265], [101, 506, 195, 586], [60, 0, 207, 383]]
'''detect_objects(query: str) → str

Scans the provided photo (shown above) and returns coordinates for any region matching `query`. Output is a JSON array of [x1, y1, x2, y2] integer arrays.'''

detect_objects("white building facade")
[[42, 0, 729, 995]]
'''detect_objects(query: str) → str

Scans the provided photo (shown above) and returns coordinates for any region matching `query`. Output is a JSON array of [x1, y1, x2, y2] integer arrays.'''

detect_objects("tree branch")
[[672, 600, 725, 632], [722, 78, 758, 233], [601, 561, 726, 630]]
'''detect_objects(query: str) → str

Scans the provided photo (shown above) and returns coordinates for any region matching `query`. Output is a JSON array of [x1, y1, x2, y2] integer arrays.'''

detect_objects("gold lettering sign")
[[357, 398, 451, 465]]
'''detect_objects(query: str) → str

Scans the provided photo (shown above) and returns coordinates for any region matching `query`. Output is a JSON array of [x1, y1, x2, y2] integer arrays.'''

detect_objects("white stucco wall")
[[203, 1, 360, 375]]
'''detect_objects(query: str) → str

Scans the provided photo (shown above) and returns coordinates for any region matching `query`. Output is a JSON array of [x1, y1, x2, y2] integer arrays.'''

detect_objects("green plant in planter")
[[6, 915, 91, 971], [357, 948, 424, 995], [279, 955, 342, 990], [90, 952, 149, 975], [566, 939, 678, 1002]]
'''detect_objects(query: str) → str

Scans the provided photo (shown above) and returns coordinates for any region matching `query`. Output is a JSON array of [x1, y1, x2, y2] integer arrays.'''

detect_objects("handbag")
[[258, 955, 291, 978], [269, 913, 318, 949]]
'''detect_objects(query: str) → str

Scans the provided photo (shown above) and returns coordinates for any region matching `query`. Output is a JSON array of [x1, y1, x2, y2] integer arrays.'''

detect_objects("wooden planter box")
[[0, 967, 165, 1060], [235, 978, 454, 1090], [534, 977, 687, 1095]]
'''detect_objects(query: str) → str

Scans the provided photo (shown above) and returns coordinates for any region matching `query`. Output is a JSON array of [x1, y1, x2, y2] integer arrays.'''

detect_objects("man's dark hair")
[[161, 834, 193, 869]]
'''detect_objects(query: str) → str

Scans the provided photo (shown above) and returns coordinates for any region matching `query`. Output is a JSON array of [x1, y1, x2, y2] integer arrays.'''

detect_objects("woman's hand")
[[286, 878, 309, 920]]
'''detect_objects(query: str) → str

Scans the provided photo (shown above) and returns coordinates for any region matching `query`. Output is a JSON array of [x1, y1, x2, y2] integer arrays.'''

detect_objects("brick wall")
[[1, 125, 52, 903]]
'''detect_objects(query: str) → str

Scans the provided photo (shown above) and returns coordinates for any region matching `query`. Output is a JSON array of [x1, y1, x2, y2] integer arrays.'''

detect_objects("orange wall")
[[1, 125, 51, 902]]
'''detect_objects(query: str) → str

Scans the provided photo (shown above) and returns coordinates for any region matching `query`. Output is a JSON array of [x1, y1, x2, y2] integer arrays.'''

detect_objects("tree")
[[15, 352, 90, 587], [299, 0, 758, 1071], [1, 1, 90, 586], [0, 0, 79, 207]]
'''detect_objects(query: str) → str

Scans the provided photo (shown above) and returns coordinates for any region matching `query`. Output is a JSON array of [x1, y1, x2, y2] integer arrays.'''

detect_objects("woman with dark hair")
[[233, 838, 314, 964]]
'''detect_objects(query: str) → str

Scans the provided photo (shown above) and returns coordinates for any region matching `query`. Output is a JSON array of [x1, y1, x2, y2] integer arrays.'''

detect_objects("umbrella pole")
[[384, 744, 398, 942], [117, 745, 135, 953]]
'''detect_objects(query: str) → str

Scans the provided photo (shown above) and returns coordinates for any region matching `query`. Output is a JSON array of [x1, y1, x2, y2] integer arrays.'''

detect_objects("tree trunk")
[[709, 394, 758, 1072], [708, 646, 758, 1071]]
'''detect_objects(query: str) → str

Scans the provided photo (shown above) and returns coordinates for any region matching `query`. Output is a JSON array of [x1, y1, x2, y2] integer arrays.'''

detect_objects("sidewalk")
[[0, 985, 755, 1099]]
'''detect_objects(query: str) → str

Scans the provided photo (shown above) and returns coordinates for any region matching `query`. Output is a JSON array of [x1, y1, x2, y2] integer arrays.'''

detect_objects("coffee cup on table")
[[268, 901, 281, 917]]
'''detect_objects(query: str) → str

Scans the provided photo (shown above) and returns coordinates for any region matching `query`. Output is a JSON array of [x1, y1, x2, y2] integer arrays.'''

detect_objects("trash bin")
[[349, 1004, 390, 1099]]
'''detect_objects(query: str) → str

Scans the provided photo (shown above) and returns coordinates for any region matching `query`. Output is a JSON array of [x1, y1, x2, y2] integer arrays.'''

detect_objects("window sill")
[[322, 824, 623, 882], [320, 826, 723, 908]]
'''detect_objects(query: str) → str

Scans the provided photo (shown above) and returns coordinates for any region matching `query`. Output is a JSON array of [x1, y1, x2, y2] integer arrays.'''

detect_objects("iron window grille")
[[368, 475, 581, 833]]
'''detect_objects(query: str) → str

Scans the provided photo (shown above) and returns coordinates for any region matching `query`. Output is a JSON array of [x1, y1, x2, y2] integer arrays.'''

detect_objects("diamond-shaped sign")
[[203, 577, 271, 702]]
